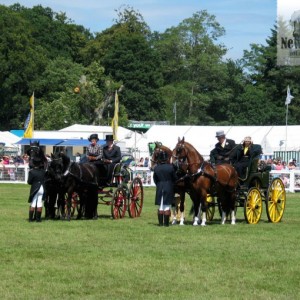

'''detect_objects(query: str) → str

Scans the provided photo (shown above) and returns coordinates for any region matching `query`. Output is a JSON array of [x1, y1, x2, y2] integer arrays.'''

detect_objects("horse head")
[[150, 141, 173, 171], [48, 152, 70, 181], [173, 137, 203, 174], [26, 141, 48, 169]]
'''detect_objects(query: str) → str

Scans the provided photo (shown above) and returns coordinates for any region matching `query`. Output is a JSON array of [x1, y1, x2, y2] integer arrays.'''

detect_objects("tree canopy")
[[0, 4, 298, 131]]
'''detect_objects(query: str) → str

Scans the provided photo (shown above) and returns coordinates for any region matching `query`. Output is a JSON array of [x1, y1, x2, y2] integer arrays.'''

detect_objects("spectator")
[[288, 159, 296, 170], [138, 157, 144, 167], [144, 157, 149, 168]]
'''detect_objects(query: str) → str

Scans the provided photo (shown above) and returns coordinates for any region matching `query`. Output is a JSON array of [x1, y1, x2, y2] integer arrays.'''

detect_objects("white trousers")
[[159, 196, 170, 211], [30, 185, 44, 208]]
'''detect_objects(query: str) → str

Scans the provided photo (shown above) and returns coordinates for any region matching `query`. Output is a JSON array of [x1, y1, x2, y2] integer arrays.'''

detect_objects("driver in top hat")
[[210, 130, 236, 165], [102, 135, 121, 183]]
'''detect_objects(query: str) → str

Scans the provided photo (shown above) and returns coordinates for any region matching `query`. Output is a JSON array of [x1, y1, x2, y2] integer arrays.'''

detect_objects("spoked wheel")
[[111, 187, 127, 219], [244, 187, 262, 224], [266, 178, 286, 223], [128, 177, 144, 218], [206, 195, 215, 221]]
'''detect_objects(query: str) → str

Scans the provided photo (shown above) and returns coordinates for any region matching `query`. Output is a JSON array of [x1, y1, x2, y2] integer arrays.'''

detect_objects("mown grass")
[[0, 183, 299, 300]]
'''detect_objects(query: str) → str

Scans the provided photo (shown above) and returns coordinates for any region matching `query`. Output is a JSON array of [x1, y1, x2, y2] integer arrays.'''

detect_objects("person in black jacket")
[[27, 160, 46, 222], [210, 130, 236, 165], [153, 151, 177, 227], [234, 136, 262, 178], [102, 135, 121, 184]]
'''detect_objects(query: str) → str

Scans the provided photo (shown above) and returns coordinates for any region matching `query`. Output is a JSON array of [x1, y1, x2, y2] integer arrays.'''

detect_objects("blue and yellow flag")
[[111, 90, 119, 140], [24, 93, 34, 138]]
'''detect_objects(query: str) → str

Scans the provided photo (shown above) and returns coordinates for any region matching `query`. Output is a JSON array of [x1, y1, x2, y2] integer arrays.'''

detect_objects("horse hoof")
[[172, 220, 177, 225], [179, 222, 184, 226], [201, 224, 206, 227], [193, 222, 198, 226]]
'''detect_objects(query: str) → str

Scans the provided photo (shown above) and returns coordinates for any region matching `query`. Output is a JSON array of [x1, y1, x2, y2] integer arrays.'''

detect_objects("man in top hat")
[[102, 135, 121, 184], [87, 133, 103, 163], [210, 130, 236, 165]]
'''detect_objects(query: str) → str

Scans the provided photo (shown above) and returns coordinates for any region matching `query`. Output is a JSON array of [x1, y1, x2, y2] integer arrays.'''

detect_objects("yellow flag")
[[111, 90, 119, 140], [24, 92, 34, 138]]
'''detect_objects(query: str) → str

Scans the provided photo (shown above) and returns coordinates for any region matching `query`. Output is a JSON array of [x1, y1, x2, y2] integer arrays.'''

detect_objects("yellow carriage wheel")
[[244, 187, 262, 224], [206, 194, 215, 221], [266, 178, 286, 223]]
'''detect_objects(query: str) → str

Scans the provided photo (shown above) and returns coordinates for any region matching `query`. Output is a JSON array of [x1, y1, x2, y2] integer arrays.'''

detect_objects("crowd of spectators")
[[0, 154, 30, 180]]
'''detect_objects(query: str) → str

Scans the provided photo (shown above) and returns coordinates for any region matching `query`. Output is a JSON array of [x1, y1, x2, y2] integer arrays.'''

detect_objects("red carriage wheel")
[[111, 187, 127, 219], [128, 177, 144, 218]]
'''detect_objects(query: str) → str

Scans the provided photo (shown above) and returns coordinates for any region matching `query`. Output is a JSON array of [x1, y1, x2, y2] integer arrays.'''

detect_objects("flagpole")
[[285, 103, 288, 152]]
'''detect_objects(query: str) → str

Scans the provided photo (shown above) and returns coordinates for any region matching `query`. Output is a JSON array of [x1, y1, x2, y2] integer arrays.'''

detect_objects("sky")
[[0, 0, 279, 60]]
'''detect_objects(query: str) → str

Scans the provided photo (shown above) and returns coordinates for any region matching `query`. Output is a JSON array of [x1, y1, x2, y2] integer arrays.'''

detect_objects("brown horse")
[[150, 142, 188, 225], [173, 137, 238, 226]]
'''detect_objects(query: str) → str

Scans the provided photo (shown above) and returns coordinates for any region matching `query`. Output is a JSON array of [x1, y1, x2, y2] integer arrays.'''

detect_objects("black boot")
[[164, 210, 170, 227], [36, 211, 42, 222], [29, 210, 34, 222], [158, 210, 164, 226]]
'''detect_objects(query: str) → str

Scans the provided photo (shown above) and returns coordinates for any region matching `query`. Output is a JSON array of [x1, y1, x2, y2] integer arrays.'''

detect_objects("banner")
[[24, 93, 34, 138], [111, 90, 119, 140]]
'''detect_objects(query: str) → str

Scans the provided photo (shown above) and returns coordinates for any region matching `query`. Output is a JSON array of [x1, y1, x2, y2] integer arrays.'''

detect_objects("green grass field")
[[0, 183, 299, 300]]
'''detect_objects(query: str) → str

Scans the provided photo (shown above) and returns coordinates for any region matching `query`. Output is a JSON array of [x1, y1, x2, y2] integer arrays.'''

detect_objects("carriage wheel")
[[266, 178, 286, 223], [244, 187, 262, 224], [128, 177, 144, 218], [64, 192, 79, 217], [111, 187, 127, 219], [206, 195, 215, 221]]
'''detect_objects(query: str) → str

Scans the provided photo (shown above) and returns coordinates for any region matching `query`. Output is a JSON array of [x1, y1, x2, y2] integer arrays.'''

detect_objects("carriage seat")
[[238, 157, 260, 182]]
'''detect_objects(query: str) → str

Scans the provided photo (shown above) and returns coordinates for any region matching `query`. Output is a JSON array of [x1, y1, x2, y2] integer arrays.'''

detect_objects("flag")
[[111, 90, 119, 140], [285, 85, 294, 105], [24, 93, 34, 138]]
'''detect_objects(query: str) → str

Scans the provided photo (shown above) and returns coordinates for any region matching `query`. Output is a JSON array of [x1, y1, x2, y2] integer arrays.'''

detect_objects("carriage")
[[96, 157, 144, 219], [151, 139, 286, 226], [205, 157, 286, 224], [27, 142, 143, 221]]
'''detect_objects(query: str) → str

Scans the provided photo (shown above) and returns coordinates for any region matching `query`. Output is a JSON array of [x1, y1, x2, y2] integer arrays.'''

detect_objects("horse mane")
[[178, 137, 204, 163]]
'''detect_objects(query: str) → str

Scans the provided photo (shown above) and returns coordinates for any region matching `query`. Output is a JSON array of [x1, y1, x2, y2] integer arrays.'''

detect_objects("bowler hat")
[[105, 135, 114, 141], [88, 133, 99, 141], [216, 130, 225, 137]]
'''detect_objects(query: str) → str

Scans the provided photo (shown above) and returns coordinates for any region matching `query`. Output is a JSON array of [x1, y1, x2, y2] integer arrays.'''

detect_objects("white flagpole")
[[173, 102, 177, 125], [285, 85, 294, 152], [285, 103, 288, 152]]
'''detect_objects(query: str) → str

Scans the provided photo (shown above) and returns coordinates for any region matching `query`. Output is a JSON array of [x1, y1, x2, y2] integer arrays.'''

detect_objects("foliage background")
[[0, 3, 299, 131]]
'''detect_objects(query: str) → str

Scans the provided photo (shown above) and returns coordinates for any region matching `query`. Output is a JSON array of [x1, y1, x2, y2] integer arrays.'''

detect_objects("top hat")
[[215, 130, 225, 137], [30, 141, 40, 147], [105, 135, 114, 141], [88, 134, 99, 141]]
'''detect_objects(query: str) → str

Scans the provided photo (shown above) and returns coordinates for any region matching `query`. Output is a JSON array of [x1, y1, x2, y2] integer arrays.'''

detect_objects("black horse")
[[48, 152, 106, 220], [26, 141, 48, 169]]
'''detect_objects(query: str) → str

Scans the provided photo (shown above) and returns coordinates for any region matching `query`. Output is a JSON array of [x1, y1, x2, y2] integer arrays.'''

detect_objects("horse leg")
[[179, 191, 185, 225], [230, 189, 237, 225], [192, 194, 200, 226]]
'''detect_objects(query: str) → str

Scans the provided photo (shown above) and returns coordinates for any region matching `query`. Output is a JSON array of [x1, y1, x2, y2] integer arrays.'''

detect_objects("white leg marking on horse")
[[201, 212, 207, 226], [221, 211, 226, 225], [172, 217, 177, 225], [231, 210, 236, 225], [193, 216, 199, 226]]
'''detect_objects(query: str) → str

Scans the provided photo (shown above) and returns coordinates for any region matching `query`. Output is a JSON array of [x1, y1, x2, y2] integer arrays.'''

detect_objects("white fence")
[[1, 165, 299, 192], [0, 165, 29, 184]]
